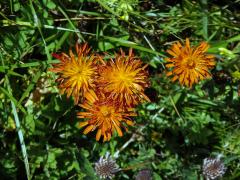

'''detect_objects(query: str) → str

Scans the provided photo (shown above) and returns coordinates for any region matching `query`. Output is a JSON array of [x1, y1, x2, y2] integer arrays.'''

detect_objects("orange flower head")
[[165, 38, 215, 87], [77, 94, 136, 142], [98, 49, 150, 107], [50, 43, 98, 104]]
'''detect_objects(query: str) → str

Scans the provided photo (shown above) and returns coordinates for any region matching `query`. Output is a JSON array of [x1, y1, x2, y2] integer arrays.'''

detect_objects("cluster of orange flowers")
[[50, 39, 215, 141], [50, 43, 150, 141]]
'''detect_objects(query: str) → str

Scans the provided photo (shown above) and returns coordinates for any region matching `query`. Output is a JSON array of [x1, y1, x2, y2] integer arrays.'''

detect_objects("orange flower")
[[77, 94, 136, 142], [98, 49, 150, 107], [50, 43, 98, 104], [165, 38, 215, 87]]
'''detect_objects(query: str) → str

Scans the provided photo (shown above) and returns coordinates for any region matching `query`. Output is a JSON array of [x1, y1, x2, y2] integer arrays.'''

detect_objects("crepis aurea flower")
[[49, 43, 99, 104], [165, 38, 215, 88], [50, 43, 150, 141], [78, 93, 136, 142], [97, 48, 150, 108]]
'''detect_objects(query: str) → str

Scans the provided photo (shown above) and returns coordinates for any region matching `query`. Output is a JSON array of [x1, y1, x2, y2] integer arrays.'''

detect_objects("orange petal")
[[96, 129, 102, 141], [112, 121, 123, 137], [125, 120, 134, 126], [85, 90, 98, 103], [186, 38, 190, 49], [171, 76, 178, 82], [166, 63, 175, 68], [199, 42, 209, 52], [167, 50, 178, 57], [79, 121, 88, 128], [166, 71, 173, 76], [77, 112, 92, 117], [107, 132, 111, 141], [83, 125, 94, 134], [103, 133, 107, 142]]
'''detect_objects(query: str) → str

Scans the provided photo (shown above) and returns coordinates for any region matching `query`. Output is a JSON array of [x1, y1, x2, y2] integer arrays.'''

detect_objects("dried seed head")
[[135, 169, 152, 180], [202, 157, 226, 180], [95, 152, 120, 179]]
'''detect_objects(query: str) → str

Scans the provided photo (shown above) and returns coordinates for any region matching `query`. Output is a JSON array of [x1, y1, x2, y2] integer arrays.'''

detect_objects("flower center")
[[118, 71, 132, 82], [183, 57, 196, 69], [99, 106, 112, 118], [112, 69, 135, 89], [76, 65, 91, 77], [64, 60, 94, 82]]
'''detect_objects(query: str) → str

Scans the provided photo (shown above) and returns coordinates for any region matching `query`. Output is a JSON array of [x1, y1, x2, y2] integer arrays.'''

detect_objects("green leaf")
[[153, 172, 163, 180], [23, 114, 35, 135], [98, 41, 115, 51], [43, 0, 56, 9], [77, 149, 98, 180]]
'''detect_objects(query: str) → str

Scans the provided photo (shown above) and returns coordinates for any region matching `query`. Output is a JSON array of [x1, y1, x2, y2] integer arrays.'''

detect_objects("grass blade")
[[0, 54, 30, 180]]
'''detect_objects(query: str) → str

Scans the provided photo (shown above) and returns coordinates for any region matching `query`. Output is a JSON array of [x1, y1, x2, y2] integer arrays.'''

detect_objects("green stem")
[[0, 54, 30, 180]]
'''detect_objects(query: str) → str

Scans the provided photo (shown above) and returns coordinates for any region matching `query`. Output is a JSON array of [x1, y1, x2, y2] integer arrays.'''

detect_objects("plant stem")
[[0, 54, 30, 180]]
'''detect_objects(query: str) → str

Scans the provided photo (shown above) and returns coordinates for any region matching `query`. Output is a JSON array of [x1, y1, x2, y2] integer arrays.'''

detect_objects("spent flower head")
[[95, 152, 120, 179], [202, 157, 226, 180], [135, 169, 152, 180]]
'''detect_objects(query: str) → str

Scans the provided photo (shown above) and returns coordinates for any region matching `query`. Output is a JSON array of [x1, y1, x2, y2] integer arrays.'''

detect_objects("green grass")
[[0, 0, 240, 179]]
